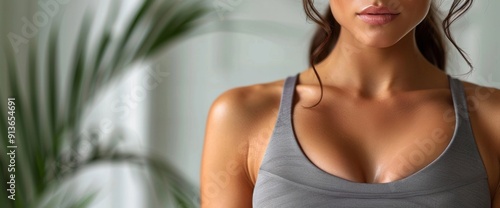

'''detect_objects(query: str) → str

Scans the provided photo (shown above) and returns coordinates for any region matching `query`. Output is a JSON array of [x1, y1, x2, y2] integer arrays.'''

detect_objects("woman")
[[201, 0, 500, 207]]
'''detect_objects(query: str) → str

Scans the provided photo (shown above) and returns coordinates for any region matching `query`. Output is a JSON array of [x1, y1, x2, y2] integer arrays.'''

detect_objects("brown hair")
[[303, 0, 474, 107]]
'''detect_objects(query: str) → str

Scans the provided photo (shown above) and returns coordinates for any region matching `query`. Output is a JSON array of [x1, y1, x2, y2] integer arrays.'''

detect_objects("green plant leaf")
[[148, 1, 208, 56], [67, 13, 93, 129], [47, 20, 61, 164]]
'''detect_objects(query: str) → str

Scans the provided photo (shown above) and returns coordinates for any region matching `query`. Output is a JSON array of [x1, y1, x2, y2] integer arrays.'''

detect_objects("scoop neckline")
[[287, 73, 460, 188]]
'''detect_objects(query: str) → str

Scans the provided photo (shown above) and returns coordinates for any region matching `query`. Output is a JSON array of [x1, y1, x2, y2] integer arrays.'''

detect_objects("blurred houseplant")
[[0, 0, 208, 207]]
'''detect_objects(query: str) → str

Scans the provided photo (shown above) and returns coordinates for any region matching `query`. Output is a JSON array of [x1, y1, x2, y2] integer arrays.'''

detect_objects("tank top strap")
[[448, 74, 471, 120], [447, 74, 486, 175], [258, 73, 301, 167], [275, 73, 300, 125]]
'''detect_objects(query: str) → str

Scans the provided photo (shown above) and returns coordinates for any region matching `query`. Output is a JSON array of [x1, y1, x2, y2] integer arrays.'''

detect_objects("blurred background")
[[0, 0, 499, 207]]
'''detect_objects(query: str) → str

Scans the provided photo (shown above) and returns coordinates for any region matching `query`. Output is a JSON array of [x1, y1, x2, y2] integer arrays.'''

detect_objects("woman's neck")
[[313, 28, 442, 98]]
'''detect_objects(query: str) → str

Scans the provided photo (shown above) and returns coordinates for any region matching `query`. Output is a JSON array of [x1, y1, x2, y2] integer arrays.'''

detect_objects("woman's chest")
[[288, 98, 457, 183]]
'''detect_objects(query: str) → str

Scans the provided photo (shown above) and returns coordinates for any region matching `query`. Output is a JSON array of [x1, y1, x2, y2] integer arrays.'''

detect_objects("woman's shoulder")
[[203, 78, 289, 184], [461, 80, 500, 154], [212, 79, 285, 111], [460, 80, 500, 117], [201, 78, 289, 203], [206, 77, 287, 141]]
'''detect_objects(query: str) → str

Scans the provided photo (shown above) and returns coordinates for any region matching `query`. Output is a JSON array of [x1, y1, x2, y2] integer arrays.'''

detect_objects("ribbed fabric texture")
[[252, 73, 491, 207]]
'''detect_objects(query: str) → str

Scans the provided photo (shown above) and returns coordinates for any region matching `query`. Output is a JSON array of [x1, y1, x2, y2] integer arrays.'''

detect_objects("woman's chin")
[[359, 38, 401, 49], [354, 31, 409, 49]]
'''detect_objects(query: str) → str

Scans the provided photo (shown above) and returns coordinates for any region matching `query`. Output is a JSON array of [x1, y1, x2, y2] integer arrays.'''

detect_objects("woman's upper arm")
[[200, 88, 256, 208], [479, 86, 500, 205], [492, 89, 500, 206], [494, 190, 500, 208]]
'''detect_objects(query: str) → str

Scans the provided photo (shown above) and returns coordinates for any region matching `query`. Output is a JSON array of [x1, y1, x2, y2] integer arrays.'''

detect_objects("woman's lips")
[[357, 14, 399, 25], [357, 6, 400, 25]]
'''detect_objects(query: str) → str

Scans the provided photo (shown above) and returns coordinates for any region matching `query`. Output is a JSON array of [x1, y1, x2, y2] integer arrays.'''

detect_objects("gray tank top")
[[252, 73, 491, 207]]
